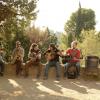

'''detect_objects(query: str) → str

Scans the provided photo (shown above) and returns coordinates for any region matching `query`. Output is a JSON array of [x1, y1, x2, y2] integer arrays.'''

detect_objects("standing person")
[[0, 43, 5, 76], [64, 41, 81, 77], [25, 43, 42, 78], [12, 41, 24, 76], [43, 43, 62, 80]]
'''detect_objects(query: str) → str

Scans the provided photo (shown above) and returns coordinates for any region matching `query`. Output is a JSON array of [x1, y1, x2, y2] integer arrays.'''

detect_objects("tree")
[[0, 0, 38, 61], [60, 32, 74, 50], [64, 8, 96, 39], [59, 34, 68, 50], [0, 0, 38, 34], [0, 1, 16, 22], [26, 26, 58, 48], [78, 30, 100, 57]]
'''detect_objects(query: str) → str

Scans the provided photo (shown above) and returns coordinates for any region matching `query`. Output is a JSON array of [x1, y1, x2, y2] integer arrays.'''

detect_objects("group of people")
[[0, 40, 81, 80]]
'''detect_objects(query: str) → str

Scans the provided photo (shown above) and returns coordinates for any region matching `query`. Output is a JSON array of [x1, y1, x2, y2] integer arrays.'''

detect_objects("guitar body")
[[45, 52, 55, 61], [12, 55, 21, 64]]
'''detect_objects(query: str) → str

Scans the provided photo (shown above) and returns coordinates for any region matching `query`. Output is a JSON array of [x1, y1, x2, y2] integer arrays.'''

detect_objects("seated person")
[[25, 43, 41, 78], [0, 43, 5, 76], [43, 43, 62, 80], [64, 41, 81, 77], [12, 41, 24, 76]]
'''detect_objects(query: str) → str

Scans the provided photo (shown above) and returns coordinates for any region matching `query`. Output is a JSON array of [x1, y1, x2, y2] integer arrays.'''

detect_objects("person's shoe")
[[0, 72, 4, 77]]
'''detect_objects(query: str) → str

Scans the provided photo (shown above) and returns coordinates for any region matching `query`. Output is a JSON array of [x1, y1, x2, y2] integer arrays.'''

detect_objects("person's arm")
[[57, 50, 63, 57], [18, 48, 24, 61], [66, 49, 70, 56], [37, 50, 41, 59], [28, 51, 32, 59], [0, 54, 4, 63]]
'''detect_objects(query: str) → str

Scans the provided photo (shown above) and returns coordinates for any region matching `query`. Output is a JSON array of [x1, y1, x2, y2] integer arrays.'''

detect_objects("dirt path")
[[0, 77, 100, 100]]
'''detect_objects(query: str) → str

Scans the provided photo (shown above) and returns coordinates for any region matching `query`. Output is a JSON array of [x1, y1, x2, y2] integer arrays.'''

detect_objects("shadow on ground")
[[0, 77, 100, 100]]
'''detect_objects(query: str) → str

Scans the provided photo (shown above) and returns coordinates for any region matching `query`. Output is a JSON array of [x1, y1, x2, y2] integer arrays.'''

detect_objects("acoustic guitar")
[[45, 52, 55, 61]]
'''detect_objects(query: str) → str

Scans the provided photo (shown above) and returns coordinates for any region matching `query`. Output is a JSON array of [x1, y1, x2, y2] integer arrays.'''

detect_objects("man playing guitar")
[[44, 43, 62, 80], [64, 41, 81, 77]]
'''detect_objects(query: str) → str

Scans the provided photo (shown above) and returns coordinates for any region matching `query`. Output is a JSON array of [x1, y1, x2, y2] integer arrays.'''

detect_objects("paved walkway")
[[0, 77, 100, 100]]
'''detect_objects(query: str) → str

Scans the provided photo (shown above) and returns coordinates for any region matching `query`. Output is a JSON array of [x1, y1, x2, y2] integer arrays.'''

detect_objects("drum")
[[85, 56, 99, 68], [67, 63, 77, 79]]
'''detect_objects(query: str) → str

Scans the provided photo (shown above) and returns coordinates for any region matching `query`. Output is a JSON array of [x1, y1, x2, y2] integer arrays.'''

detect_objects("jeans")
[[0, 61, 5, 73], [44, 61, 60, 78], [64, 62, 80, 76]]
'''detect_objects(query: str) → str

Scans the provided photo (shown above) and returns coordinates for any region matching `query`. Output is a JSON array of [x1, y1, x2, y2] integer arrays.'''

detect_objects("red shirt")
[[66, 48, 80, 63]]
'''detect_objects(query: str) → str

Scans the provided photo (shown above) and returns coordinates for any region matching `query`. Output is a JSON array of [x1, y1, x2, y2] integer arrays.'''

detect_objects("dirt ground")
[[0, 76, 100, 100]]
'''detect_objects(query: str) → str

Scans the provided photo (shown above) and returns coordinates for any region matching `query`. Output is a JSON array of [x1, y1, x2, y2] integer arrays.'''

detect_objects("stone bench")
[[4, 63, 100, 79], [4, 63, 65, 79]]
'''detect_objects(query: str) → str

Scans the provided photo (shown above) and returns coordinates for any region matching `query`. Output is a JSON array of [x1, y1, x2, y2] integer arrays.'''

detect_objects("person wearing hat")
[[63, 41, 81, 77], [24, 43, 42, 78], [0, 43, 5, 76], [12, 41, 24, 76], [43, 43, 62, 80]]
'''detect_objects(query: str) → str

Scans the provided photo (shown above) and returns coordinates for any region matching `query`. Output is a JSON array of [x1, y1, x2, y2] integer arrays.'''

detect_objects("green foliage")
[[60, 32, 75, 50], [0, 0, 38, 61], [67, 33, 74, 47], [64, 8, 96, 39], [59, 34, 68, 50], [78, 30, 100, 57], [0, 1, 16, 22]]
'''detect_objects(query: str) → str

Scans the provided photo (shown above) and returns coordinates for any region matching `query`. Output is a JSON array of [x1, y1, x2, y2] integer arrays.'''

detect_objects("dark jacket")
[[44, 48, 60, 62]]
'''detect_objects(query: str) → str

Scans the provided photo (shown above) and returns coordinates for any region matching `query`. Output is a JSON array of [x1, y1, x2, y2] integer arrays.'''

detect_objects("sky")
[[34, 0, 100, 32]]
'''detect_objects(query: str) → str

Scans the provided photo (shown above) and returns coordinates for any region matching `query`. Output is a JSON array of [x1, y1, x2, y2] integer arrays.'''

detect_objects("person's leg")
[[16, 60, 22, 76], [15, 60, 18, 75], [19, 61, 23, 75], [55, 62, 61, 80], [76, 62, 80, 76], [36, 62, 42, 78], [44, 62, 50, 79], [63, 63, 70, 77], [0, 62, 5, 76]]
